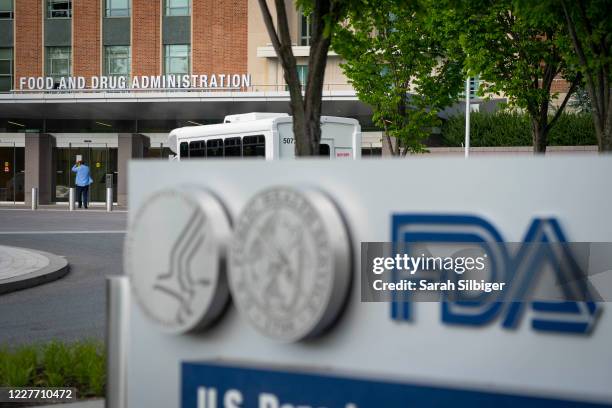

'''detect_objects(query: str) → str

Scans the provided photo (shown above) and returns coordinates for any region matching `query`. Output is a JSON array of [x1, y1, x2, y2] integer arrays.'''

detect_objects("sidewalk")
[[36, 399, 104, 408], [0, 204, 128, 212], [0, 245, 69, 294]]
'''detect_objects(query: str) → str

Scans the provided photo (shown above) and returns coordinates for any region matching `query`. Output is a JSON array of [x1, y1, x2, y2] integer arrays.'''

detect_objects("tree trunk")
[[591, 92, 612, 152], [257, 0, 338, 156], [532, 119, 548, 154], [560, 0, 611, 152]]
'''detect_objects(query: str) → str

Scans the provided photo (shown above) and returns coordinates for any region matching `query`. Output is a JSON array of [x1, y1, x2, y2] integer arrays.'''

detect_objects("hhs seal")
[[125, 187, 231, 334], [229, 187, 352, 342]]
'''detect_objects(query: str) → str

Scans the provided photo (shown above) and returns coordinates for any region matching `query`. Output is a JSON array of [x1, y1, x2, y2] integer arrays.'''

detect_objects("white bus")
[[167, 113, 361, 160]]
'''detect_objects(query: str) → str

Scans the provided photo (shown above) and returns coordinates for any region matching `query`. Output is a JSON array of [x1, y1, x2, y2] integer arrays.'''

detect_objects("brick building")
[[0, 0, 377, 205]]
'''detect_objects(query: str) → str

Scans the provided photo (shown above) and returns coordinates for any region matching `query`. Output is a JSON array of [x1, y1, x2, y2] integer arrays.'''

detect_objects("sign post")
[[465, 76, 471, 158]]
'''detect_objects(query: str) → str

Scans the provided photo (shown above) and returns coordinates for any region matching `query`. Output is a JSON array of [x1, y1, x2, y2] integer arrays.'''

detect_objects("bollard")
[[31, 187, 38, 210], [69, 188, 75, 211], [106, 187, 113, 212]]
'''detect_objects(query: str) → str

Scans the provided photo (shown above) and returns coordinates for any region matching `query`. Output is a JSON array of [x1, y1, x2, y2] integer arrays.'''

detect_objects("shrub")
[[0, 340, 105, 398], [0, 346, 37, 387], [441, 111, 596, 147]]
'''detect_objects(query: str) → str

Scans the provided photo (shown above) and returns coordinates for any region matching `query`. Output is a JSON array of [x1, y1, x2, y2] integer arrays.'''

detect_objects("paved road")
[[0, 209, 127, 345]]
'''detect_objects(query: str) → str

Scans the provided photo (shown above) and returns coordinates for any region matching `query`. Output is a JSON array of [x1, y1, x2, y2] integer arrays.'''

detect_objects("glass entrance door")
[[55, 144, 118, 203], [0, 143, 25, 203]]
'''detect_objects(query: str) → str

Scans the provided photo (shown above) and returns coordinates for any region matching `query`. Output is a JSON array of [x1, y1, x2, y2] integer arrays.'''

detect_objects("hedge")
[[440, 111, 597, 147], [0, 340, 105, 398]]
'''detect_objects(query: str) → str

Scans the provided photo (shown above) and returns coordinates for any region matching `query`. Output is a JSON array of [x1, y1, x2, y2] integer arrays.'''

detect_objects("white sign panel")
[[125, 157, 612, 408]]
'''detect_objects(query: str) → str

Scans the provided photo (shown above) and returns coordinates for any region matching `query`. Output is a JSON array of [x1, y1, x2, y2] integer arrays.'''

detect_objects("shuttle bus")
[[167, 113, 361, 160]]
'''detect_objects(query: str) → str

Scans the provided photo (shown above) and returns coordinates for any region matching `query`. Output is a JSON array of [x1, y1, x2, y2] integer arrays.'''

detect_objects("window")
[[106, 0, 129, 17], [224, 137, 241, 157], [0, 48, 12, 92], [46, 47, 71, 86], [47, 0, 71, 18], [180, 142, 188, 158], [300, 12, 312, 46], [362, 147, 382, 157], [164, 45, 190, 75], [188, 140, 206, 157], [318, 143, 330, 157], [104, 46, 130, 77], [286, 65, 308, 91], [242, 135, 265, 157], [206, 139, 223, 157], [0, 0, 13, 19], [165, 0, 190, 16], [297, 65, 308, 87]]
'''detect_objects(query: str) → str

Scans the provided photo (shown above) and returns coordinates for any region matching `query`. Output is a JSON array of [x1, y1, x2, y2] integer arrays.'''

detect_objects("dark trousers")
[[76, 185, 89, 208]]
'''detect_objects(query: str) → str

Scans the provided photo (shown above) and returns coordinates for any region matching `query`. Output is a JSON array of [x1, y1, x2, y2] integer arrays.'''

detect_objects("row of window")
[[0, 44, 189, 91], [0, 48, 11, 92], [180, 136, 333, 159], [180, 136, 266, 159], [0, 0, 12, 19], [0, 0, 191, 19]]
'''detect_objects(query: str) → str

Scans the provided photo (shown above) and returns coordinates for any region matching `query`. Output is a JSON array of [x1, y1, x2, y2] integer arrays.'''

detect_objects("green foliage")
[[43, 341, 73, 387], [531, 0, 612, 85], [569, 86, 592, 114], [72, 342, 106, 396], [0, 340, 106, 398], [333, 0, 465, 154], [455, 0, 574, 116], [0, 346, 37, 387], [441, 112, 596, 147]]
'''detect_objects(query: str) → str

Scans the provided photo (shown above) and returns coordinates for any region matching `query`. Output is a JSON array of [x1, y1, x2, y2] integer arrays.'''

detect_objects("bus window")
[[319, 143, 330, 158], [243, 135, 266, 157], [224, 137, 242, 157], [207, 139, 223, 157], [180, 142, 189, 159], [189, 141, 206, 157]]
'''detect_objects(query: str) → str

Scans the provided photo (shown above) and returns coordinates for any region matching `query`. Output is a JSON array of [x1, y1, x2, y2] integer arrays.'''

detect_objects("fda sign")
[[391, 214, 601, 334]]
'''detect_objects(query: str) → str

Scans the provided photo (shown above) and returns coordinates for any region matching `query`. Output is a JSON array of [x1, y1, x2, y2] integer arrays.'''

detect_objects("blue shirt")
[[71, 164, 92, 187]]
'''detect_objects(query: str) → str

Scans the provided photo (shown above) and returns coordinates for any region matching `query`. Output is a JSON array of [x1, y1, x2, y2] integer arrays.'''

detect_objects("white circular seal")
[[228, 186, 352, 342], [124, 187, 231, 334]]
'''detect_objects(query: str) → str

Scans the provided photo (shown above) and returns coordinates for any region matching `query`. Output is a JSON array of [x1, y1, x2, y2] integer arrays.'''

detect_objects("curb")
[[0, 246, 70, 295]]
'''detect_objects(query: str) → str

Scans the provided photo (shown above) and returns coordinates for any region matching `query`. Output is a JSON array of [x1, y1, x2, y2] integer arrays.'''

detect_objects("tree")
[[558, 0, 612, 151], [257, 0, 357, 156], [455, 0, 581, 153], [333, 0, 465, 155]]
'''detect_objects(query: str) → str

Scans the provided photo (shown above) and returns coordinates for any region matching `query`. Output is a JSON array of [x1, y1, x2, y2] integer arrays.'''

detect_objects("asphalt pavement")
[[0, 208, 127, 346]]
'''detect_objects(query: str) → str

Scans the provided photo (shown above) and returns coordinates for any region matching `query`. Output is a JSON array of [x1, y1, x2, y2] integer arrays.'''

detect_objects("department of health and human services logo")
[[228, 187, 352, 342], [124, 187, 232, 334]]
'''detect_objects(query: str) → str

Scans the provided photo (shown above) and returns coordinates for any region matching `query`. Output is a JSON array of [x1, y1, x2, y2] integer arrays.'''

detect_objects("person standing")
[[71, 159, 93, 209]]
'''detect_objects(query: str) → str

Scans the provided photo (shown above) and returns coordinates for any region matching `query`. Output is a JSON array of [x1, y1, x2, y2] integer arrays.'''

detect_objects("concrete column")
[[25, 133, 56, 205], [118, 134, 150, 207]]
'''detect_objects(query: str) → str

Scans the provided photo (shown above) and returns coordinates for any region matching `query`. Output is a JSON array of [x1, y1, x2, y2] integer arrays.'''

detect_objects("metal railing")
[[4, 83, 356, 95]]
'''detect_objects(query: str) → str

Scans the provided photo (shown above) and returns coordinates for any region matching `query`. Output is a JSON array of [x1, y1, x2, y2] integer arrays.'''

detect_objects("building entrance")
[[0, 143, 25, 202], [55, 144, 118, 203]]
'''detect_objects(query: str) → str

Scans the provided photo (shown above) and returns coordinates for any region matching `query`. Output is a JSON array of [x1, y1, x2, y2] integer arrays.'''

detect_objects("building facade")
[[4, 1, 571, 204], [0, 0, 377, 205]]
